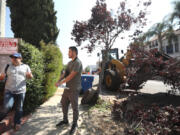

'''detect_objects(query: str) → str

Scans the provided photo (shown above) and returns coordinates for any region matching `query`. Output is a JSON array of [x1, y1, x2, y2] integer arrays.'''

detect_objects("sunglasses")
[[11, 57, 19, 59]]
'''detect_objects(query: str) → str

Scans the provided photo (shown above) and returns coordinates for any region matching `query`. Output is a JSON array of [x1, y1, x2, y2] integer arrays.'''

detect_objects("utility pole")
[[0, 0, 6, 37]]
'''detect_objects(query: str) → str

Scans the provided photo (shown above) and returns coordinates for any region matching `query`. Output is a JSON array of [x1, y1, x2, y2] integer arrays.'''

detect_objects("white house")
[[145, 29, 180, 60], [0, 0, 6, 37]]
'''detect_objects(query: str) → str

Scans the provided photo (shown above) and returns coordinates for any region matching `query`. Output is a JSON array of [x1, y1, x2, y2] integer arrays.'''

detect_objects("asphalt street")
[[92, 75, 173, 94]]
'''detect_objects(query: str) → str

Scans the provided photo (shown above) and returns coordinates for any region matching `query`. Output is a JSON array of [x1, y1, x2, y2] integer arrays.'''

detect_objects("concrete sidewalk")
[[13, 75, 99, 135], [14, 88, 88, 135]]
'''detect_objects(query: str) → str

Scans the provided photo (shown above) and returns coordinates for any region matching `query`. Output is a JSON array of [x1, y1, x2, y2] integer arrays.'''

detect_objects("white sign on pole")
[[0, 38, 18, 73], [0, 38, 18, 54]]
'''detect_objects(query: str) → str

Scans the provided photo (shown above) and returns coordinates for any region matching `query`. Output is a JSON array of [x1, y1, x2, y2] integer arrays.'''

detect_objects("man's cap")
[[10, 53, 22, 58]]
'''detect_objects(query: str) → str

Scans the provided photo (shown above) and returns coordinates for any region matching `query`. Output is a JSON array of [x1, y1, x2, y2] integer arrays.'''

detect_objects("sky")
[[5, 0, 175, 68]]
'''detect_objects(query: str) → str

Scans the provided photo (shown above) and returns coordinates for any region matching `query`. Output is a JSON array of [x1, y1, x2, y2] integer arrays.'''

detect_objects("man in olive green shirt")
[[55, 46, 82, 135]]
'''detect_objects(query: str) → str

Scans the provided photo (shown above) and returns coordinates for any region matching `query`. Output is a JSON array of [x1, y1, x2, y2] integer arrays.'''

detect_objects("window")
[[163, 46, 166, 52], [175, 39, 179, 52], [109, 52, 117, 59], [155, 41, 158, 46], [166, 45, 173, 54]]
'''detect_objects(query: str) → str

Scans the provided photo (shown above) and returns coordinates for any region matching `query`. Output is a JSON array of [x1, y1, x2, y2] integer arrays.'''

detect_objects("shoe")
[[69, 123, 77, 135], [56, 120, 69, 127], [14, 124, 21, 131]]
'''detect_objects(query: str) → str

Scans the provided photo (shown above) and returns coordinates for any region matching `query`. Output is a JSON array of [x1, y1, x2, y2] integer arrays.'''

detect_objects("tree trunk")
[[158, 35, 163, 53], [97, 46, 109, 94]]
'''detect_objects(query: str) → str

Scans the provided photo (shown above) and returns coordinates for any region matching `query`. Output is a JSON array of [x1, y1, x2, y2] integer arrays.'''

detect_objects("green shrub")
[[40, 41, 63, 100], [0, 40, 63, 114], [19, 41, 45, 114]]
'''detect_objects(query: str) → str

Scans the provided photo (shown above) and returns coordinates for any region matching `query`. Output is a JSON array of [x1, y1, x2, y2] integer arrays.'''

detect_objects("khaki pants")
[[61, 88, 79, 123]]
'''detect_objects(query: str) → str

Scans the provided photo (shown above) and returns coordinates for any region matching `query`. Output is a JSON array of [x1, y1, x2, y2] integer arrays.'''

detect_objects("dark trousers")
[[0, 91, 25, 125], [61, 89, 79, 124]]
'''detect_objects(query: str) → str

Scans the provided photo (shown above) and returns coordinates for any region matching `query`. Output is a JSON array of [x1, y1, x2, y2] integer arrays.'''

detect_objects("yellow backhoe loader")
[[102, 48, 132, 91], [102, 48, 171, 91]]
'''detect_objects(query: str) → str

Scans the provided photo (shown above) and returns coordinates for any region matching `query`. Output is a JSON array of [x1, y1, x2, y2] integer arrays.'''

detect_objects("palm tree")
[[164, 24, 177, 46], [171, 1, 180, 25], [145, 22, 166, 52], [145, 19, 177, 53]]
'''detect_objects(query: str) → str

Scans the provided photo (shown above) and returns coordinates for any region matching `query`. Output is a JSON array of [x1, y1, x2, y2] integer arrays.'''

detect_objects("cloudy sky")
[[6, 0, 175, 68]]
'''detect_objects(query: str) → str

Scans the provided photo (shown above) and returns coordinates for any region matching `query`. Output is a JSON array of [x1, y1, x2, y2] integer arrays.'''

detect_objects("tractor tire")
[[104, 70, 120, 91]]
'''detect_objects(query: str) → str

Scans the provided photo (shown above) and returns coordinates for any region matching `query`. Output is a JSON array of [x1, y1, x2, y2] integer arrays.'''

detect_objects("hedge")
[[0, 40, 63, 114], [19, 41, 45, 114], [40, 41, 63, 100]]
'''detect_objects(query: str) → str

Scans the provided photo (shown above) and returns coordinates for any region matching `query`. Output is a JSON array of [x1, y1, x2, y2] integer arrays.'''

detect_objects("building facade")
[[145, 29, 180, 60], [0, 0, 6, 37]]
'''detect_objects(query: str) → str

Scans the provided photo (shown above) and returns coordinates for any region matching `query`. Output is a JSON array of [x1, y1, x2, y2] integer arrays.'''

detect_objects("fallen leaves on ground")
[[112, 99, 180, 135]]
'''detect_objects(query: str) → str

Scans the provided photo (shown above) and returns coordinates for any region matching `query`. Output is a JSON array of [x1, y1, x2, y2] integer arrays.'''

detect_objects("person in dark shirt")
[[55, 46, 82, 134]]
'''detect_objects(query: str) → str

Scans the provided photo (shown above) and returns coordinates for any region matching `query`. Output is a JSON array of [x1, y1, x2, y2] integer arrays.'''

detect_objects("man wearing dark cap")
[[55, 46, 82, 135], [0, 53, 33, 130]]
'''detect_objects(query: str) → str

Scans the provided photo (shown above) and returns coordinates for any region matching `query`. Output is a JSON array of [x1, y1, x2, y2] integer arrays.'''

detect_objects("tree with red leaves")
[[127, 43, 180, 93], [72, 0, 151, 92]]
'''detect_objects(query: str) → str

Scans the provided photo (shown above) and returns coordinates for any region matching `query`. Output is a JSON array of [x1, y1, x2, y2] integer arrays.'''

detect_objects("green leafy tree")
[[145, 22, 166, 52], [145, 20, 177, 53], [40, 41, 63, 100], [85, 66, 90, 73], [171, 1, 180, 25], [7, 0, 59, 48]]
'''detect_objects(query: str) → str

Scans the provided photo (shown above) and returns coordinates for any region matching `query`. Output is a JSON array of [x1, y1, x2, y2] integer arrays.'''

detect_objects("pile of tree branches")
[[161, 60, 180, 94], [112, 100, 180, 135], [111, 42, 180, 135], [126, 44, 180, 93]]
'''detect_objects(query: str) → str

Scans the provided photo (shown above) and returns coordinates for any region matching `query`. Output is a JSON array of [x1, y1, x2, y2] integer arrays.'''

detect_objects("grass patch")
[[90, 98, 111, 112]]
